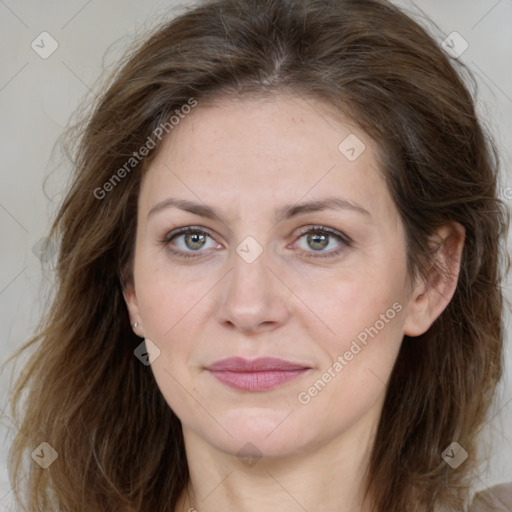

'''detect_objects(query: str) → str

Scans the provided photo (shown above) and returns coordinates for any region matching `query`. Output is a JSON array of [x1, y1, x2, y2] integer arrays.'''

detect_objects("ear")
[[403, 222, 465, 337], [122, 278, 144, 337]]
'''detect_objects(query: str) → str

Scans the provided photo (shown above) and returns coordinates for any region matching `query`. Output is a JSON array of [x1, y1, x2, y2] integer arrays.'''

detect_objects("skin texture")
[[123, 94, 465, 512]]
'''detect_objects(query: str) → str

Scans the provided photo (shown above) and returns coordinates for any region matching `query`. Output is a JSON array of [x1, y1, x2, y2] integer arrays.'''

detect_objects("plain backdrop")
[[1, 0, 511, 510]]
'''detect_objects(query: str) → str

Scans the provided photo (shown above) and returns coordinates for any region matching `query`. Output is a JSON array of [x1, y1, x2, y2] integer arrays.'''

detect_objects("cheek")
[[302, 310, 404, 432], [134, 254, 209, 339], [310, 268, 406, 389], [307, 266, 404, 341], [324, 296, 404, 397], [135, 268, 205, 413]]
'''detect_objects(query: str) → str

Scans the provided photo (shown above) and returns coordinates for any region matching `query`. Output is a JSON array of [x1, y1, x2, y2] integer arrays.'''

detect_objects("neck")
[[175, 417, 378, 512]]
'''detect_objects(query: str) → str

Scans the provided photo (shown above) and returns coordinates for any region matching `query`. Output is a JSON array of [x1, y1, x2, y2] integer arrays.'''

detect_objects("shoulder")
[[469, 481, 512, 512]]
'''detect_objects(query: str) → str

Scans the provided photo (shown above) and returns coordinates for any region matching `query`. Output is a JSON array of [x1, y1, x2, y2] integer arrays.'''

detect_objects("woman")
[[6, 0, 511, 510]]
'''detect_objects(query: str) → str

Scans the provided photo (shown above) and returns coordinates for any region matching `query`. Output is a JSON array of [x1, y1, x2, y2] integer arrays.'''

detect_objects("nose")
[[214, 249, 292, 334]]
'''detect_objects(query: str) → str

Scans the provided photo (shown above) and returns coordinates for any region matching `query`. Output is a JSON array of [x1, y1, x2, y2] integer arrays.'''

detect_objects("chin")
[[191, 406, 317, 460]]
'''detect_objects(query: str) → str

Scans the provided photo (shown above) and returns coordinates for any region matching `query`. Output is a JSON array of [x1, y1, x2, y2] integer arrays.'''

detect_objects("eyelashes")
[[294, 225, 351, 259], [163, 227, 220, 259], [161, 225, 352, 260]]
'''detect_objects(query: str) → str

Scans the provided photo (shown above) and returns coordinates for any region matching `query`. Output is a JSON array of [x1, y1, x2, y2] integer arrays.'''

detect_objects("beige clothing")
[[469, 482, 512, 511]]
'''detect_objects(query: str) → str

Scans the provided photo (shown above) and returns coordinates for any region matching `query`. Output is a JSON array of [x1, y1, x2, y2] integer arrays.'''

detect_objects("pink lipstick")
[[205, 357, 311, 391]]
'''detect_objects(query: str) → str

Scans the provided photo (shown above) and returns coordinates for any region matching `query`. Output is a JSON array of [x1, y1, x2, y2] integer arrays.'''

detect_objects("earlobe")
[[122, 279, 141, 329], [403, 222, 465, 337]]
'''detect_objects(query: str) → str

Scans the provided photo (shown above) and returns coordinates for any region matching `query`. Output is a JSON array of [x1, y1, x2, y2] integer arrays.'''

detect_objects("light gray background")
[[1, 0, 511, 510]]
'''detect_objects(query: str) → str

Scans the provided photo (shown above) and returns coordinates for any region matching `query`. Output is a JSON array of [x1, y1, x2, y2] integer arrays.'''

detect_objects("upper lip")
[[205, 357, 311, 372]]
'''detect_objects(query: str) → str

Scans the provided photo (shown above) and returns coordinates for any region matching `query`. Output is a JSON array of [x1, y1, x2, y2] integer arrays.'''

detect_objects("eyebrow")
[[147, 195, 372, 224]]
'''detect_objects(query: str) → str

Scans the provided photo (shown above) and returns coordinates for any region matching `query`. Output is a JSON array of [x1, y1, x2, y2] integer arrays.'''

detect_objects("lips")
[[205, 357, 312, 391]]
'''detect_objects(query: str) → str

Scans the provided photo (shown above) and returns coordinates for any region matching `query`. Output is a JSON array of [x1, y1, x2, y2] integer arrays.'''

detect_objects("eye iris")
[[175, 229, 337, 253], [185, 232, 206, 250], [308, 232, 328, 251]]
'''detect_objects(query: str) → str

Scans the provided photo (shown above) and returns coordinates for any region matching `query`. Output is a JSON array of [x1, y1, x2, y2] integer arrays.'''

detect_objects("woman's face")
[[124, 94, 421, 458]]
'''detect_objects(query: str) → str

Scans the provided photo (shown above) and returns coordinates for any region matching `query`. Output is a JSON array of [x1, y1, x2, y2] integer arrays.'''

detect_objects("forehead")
[[139, 94, 397, 226]]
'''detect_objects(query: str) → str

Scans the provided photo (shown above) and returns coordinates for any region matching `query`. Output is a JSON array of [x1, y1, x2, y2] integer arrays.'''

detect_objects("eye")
[[162, 225, 351, 260], [163, 227, 220, 259], [292, 226, 351, 258]]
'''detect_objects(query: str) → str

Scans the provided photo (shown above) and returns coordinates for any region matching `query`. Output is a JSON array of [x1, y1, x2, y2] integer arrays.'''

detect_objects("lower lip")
[[207, 369, 310, 391]]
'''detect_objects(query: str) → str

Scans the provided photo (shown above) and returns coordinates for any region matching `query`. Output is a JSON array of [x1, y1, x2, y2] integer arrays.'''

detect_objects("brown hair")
[[6, 0, 510, 510]]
